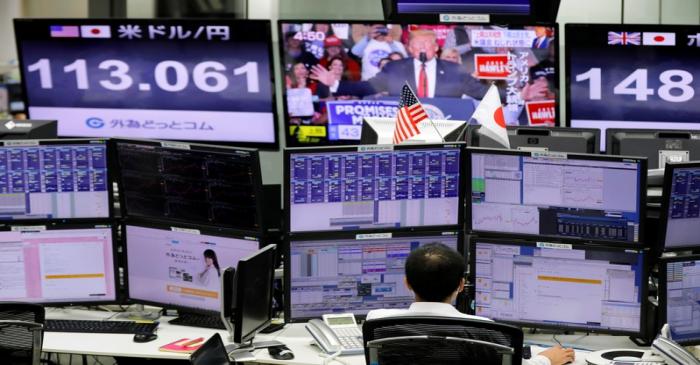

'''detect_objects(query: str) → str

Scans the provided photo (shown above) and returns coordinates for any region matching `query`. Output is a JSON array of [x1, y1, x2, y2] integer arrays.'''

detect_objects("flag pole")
[[405, 81, 444, 143]]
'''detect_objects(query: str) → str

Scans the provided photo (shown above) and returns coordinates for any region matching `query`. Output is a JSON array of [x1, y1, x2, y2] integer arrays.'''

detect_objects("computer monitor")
[[285, 230, 462, 322], [659, 162, 700, 252], [606, 129, 700, 170], [0, 223, 118, 305], [360, 117, 466, 145], [467, 147, 647, 244], [114, 139, 263, 232], [0, 139, 112, 221], [280, 21, 557, 146], [566, 24, 700, 152], [0, 120, 57, 140], [659, 255, 700, 346], [232, 244, 277, 344], [285, 143, 464, 233], [471, 237, 648, 336], [466, 125, 600, 154], [124, 220, 261, 316], [14, 19, 277, 148]]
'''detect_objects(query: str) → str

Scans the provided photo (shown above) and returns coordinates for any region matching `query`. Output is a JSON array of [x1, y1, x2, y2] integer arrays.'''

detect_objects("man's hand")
[[310, 65, 336, 87], [521, 78, 549, 101], [539, 345, 575, 365]]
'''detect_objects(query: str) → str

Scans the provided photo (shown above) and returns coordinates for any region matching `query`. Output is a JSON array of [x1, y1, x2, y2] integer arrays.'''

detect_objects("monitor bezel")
[[465, 146, 648, 246], [13, 18, 280, 150], [0, 138, 115, 223], [466, 125, 601, 154], [382, 0, 556, 24], [278, 19, 560, 147], [121, 217, 263, 316], [111, 137, 265, 234], [605, 128, 700, 160], [657, 254, 700, 346], [232, 243, 277, 344], [284, 142, 466, 236], [468, 235, 649, 337], [658, 161, 700, 252], [284, 229, 465, 323], [0, 221, 120, 306]]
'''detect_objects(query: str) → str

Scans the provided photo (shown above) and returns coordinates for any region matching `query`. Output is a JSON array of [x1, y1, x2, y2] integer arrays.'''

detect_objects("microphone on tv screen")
[[419, 51, 427, 64]]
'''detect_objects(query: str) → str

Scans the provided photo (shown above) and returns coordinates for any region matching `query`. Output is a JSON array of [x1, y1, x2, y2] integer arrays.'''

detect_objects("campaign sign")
[[327, 100, 398, 141], [474, 54, 510, 80], [525, 100, 556, 126]]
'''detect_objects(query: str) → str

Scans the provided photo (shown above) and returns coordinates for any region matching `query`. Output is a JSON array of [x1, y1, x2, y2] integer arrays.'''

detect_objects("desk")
[[43, 309, 644, 364]]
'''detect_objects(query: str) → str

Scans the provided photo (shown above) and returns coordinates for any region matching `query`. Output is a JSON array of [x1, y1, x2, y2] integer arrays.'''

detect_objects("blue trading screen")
[[470, 152, 643, 243], [289, 233, 459, 320], [474, 242, 644, 334], [397, 0, 530, 15], [663, 167, 700, 250], [0, 143, 109, 220], [289, 147, 461, 232], [665, 259, 700, 344]]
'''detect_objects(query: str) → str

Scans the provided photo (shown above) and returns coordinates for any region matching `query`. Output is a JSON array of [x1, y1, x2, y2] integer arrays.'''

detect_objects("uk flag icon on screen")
[[607, 31, 641, 45], [50, 25, 79, 38]]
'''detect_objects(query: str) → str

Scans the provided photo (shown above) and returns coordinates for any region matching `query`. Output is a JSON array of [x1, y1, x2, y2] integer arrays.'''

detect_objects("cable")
[[552, 334, 562, 347]]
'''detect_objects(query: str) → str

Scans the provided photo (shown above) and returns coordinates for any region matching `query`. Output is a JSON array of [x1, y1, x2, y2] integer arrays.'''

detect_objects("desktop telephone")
[[650, 325, 700, 365], [305, 313, 364, 356]]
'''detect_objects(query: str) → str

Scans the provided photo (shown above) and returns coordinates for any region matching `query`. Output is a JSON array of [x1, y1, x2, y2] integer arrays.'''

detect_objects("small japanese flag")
[[470, 84, 510, 149], [642, 32, 675, 46], [81, 25, 111, 38]]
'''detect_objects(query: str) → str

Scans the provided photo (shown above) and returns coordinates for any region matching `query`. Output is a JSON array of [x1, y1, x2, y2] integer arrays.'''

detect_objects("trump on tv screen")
[[280, 22, 557, 145]]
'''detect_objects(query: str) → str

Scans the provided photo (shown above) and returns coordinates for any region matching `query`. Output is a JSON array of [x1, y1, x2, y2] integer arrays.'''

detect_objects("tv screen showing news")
[[0, 139, 111, 221], [286, 143, 463, 233], [0, 224, 117, 305], [286, 231, 460, 321], [280, 21, 557, 145], [396, 0, 531, 15], [14, 19, 277, 147], [567, 24, 700, 151], [125, 222, 261, 313], [468, 148, 646, 244], [114, 139, 263, 232], [471, 238, 646, 336]]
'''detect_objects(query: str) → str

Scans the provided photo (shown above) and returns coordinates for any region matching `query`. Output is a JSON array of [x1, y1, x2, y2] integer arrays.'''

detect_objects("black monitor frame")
[[0, 221, 120, 306], [465, 125, 600, 154], [0, 138, 115, 223], [658, 161, 700, 252], [232, 244, 277, 344], [606, 128, 700, 170], [466, 146, 648, 246], [0, 119, 57, 140], [278, 19, 559, 147], [121, 217, 262, 316], [658, 254, 700, 346], [111, 137, 264, 234], [284, 142, 466, 236], [13, 18, 280, 150], [382, 0, 560, 24], [284, 229, 464, 323], [468, 235, 650, 337]]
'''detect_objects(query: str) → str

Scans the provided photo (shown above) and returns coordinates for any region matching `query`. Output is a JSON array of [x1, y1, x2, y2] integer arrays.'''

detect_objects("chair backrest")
[[362, 316, 524, 365], [0, 302, 45, 365]]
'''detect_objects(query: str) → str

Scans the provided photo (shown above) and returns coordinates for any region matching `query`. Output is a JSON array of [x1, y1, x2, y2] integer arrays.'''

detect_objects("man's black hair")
[[405, 243, 465, 302]]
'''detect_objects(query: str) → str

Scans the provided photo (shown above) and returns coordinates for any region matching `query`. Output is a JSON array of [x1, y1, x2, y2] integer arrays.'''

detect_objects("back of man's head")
[[405, 243, 465, 302]]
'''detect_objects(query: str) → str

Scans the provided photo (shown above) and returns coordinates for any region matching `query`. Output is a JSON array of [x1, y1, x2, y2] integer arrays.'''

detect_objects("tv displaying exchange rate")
[[280, 22, 557, 145], [567, 24, 700, 147], [14, 19, 277, 146]]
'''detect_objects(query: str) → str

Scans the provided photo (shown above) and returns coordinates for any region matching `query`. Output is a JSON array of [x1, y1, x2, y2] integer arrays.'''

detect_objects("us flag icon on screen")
[[50, 25, 79, 38], [81, 25, 111, 38]]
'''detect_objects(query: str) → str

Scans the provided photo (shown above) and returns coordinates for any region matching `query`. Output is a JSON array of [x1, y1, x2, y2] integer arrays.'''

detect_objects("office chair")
[[0, 302, 45, 365], [362, 316, 524, 365]]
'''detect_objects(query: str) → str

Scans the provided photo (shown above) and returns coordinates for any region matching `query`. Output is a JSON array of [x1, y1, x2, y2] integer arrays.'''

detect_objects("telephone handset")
[[305, 313, 364, 356], [651, 325, 700, 365]]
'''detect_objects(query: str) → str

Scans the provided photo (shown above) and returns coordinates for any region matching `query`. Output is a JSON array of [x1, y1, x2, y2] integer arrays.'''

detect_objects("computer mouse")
[[268, 345, 294, 360], [133, 333, 158, 343]]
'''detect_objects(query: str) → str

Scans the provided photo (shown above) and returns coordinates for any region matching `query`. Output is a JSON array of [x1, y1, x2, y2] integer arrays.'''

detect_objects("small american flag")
[[608, 31, 641, 45], [393, 84, 428, 144]]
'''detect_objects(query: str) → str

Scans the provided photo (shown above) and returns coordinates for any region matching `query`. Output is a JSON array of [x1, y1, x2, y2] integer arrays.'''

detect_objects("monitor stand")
[[225, 339, 284, 362], [113, 304, 161, 321]]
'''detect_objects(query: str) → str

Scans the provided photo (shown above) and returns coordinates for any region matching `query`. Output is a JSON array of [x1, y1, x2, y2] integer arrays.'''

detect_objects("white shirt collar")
[[412, 57, 437, 98], [408, 301, 464, 316]]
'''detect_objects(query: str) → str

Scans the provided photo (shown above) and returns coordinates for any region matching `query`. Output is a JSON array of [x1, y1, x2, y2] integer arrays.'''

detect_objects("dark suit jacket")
[[332, 58, 490, 100]]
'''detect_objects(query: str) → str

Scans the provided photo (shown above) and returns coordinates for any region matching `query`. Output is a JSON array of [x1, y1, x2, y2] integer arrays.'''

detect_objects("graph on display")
[[472, 204, 539, 234]]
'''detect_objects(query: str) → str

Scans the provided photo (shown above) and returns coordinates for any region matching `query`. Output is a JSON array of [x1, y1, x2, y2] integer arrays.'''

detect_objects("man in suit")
[[312, 29, 491, 100]]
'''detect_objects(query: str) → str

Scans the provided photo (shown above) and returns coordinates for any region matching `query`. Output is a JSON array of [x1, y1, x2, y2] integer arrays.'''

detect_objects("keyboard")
[[168, 313, 226, 330], [45, 319, 158, 334]]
